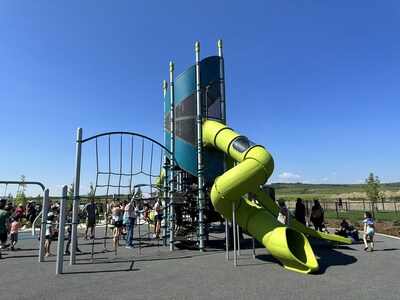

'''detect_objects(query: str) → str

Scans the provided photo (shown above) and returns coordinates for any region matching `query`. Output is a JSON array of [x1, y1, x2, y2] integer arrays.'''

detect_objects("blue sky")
[[1, 1, 399, 197]]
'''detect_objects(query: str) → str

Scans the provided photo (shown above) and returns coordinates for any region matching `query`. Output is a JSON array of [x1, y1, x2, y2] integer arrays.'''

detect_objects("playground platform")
[[0, 225, 399, 300]]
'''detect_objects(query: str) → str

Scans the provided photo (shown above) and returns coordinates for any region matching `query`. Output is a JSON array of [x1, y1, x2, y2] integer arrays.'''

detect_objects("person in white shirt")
[[277, 198, 290, 225]]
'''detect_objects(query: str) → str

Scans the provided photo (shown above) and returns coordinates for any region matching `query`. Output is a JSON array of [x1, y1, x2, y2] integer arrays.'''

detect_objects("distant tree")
[[16, 175, 27, 203], [68, 180, 75, 199], [364, 173, 380, 213]]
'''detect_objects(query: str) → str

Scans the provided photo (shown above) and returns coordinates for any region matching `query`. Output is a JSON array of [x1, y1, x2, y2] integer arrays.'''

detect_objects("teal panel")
[[163, 56, 224, 183], [174, 66, 196, 105], [175, 137, 197, 176]]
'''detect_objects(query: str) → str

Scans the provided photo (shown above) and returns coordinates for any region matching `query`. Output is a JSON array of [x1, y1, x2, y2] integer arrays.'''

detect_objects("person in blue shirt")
[[362, 211, 375, 251]]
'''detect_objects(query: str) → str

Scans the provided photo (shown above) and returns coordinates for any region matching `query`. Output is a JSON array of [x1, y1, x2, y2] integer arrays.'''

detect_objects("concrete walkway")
[[0, 225, 399, 300]]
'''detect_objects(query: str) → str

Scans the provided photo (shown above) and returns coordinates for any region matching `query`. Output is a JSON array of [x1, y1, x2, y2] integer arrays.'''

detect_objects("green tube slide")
[[203, 120, 350, 274]]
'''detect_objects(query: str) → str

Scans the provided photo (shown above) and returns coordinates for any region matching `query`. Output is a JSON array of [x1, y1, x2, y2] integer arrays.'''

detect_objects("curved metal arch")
[[80, 131, 177, 166]]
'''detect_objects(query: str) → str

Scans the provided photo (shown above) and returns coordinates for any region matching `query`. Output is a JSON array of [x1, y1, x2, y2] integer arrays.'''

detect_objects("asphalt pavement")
[[0, 224, 399, 300]]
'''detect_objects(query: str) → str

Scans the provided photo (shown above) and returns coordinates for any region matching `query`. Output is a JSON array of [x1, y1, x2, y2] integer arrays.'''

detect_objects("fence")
[[284, 199, 400, 216]]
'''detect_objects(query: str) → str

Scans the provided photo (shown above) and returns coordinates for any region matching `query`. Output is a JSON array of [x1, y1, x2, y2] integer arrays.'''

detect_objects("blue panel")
[[174, 66, 196, 105], [200, 56, 221, 86], [163, 56, 224, 184]]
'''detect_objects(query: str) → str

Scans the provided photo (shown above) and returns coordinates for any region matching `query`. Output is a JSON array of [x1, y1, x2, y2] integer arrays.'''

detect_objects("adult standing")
[[83, 198, 97, 239], [310, 199, 324, 231], [0, 201, 11, 250], [124, 198, 136, 249], [294, 197, 306, 225]]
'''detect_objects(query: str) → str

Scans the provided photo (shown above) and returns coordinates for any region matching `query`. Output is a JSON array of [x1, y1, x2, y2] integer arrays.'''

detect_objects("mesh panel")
[[203, 82, 222, 121], [175, 93, 196, 145]]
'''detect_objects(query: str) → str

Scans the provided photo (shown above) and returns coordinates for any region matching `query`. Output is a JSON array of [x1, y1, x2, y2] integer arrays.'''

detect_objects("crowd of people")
[[275, 197, 375, 247], [0, 195, 377, 256], [0, 199, 40, 252]]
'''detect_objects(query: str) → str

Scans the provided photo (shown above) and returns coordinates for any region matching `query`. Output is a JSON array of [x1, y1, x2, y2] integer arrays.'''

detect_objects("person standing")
[[124, 199, 136, 249], [153, 197, 163, 239], [338, 197, 343, 210], [277, 198, 290, 225], [294, 197, 306, 225], [362, 211, 375, 251], [15, 204, 24, 220], [10, 216, 21, 251], [83, 198, 97, 239], [0, 201, 11, 250], [310, 199, 324, 231], [45, 212, 55, 257], [111, 202, 123, 247]]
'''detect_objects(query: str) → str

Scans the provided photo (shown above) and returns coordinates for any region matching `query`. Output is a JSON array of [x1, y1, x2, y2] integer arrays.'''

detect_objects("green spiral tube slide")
[[203, 120, 350, 274]]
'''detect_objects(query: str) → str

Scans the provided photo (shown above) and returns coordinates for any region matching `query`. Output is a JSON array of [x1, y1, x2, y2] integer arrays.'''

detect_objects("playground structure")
[[70, 40, 350, 274], [1, 40, 352, 274]]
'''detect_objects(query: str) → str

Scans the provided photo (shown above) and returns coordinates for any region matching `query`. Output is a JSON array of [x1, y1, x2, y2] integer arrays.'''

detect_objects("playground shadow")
[[311, 243, 357, 274], [369, 248, 399, 252]]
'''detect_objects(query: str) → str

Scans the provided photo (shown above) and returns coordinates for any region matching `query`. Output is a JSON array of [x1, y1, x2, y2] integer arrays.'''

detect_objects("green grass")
[[270, 182, 400, 201], [324, 211, 399, 222]]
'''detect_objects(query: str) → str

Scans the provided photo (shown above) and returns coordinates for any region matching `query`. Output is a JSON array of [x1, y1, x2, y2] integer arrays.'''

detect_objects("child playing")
[[362, 211, 375, 251], [45, 212, 55, 257], [10, 216, 21, 251]]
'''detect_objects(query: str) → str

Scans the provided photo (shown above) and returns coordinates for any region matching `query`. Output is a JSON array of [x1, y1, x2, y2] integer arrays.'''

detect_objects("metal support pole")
[[236, 224, 241, 257], [195, 42, 205, 252], [252, 236, 256, 259], [225, 218, 229, 260], [232, 202, 237, 266], [38, 189, 50, 262], [56, 185, 67, 274], [218, 39, 226, 125], [71, 128, 82, 265], [162, 80, 169, 246], [169, 62, 175, 251]]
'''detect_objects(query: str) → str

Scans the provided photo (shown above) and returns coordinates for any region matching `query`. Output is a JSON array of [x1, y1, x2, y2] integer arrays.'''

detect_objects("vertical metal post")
[[71, 128, 82, 265], [225, 218, 229, 260], [218, 39, 226, 125], [56, 185, 68, 274], [38, 189, 50, 262], [252, 236, 256, 259], [219, 39, 230, 259], [232, 202, 237, 266], [236, 224, 241, 256], [162, 80, 169, 246], [195, 42, 205, 252], [169, 62, 175, 251]]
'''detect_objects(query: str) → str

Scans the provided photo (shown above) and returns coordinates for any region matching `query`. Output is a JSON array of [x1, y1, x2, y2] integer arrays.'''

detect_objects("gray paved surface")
[[1, 224, 399, 300]]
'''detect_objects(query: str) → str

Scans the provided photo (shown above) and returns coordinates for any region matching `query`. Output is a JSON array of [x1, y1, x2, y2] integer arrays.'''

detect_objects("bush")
[[393, 218, 400, 232]]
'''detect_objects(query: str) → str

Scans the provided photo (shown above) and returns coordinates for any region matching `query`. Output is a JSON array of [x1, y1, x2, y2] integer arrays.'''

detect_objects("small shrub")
[[393, 218, 400, 232]]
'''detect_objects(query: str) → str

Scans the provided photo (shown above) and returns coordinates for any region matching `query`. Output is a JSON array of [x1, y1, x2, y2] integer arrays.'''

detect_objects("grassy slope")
[[269, 182, 400, 201]]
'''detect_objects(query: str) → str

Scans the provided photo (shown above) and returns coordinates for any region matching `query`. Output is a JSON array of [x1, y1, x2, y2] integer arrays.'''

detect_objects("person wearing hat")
[[44, 211, 55, 257], [277, 198, 290, 225]]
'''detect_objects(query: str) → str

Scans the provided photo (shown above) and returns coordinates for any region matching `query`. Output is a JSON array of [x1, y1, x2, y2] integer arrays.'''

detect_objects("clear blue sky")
[[1, 1, 399, 197]]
